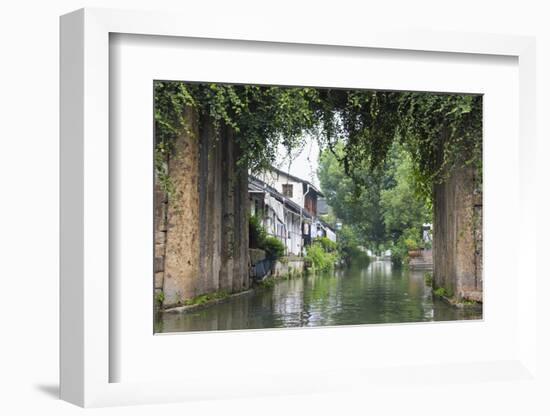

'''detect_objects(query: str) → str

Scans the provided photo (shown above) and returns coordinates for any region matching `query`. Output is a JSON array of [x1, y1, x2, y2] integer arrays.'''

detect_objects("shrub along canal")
[[156, 260, 482, 333]]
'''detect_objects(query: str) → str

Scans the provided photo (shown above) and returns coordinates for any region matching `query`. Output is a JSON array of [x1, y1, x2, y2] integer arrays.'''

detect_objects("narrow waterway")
[[156, 260, 482, 333]]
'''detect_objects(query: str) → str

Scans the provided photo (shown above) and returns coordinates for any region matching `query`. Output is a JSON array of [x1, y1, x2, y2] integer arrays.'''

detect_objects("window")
[[282, 184, 293, 197]]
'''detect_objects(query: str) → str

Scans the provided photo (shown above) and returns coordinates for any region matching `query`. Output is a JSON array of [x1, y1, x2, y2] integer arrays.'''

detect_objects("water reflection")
[[157, 260, 482, 333]]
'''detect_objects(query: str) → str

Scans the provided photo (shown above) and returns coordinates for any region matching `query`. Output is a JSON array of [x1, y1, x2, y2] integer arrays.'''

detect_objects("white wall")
[[285, 210, 303, 255], [325, 227, 337, 242], [259, 170, 306, 208], [2, 1, 549, 415]]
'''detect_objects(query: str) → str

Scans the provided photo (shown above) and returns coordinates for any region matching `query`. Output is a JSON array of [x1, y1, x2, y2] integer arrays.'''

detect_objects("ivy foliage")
[[154, 81, 482, 195], [154, 81, 319, 172], [313, 90, 482, 200]]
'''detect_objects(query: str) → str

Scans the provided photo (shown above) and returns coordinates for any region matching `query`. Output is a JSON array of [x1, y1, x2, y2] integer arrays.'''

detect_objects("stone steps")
[[409, 249, 433, 270]]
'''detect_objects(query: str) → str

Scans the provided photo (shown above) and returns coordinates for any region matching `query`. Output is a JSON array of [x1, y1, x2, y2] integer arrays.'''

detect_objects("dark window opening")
[[282, 184, 293, 198]]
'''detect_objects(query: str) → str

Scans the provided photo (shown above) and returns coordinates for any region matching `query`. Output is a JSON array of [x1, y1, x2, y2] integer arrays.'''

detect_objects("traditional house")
[[248, 175, 311, 256], [314, 218, 337, 242], [256, 167, 324, 247], [317, 197, 329, 216], [312, 197, 337, 242]]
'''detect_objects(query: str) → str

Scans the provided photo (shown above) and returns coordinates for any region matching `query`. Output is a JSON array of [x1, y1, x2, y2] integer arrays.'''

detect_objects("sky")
[[274, 134, 321, 187]]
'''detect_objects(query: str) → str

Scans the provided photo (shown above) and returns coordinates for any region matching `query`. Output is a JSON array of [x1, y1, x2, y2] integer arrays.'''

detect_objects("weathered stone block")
[[155, 230, 166, 245], [462, 290, 482, 303], [154, 272, 164, 289], [155, 243, 165, 258], [154, 256, 164, 273], [249, 248, 266, 265]]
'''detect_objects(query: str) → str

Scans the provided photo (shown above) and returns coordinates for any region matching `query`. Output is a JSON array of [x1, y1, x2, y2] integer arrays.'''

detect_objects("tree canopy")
[[318, 141, 431, 257], [154, 82, 482, 197], [317, 143, 386, 249], [380, 145, 432, 242]]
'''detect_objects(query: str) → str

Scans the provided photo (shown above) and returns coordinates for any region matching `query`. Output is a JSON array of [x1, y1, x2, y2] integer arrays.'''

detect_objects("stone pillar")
[[219, 125, 236, 292], [153, 181, 167, 297], [162, 108, 201, 306], [198, 118, 222, 294], [233, 142, 250, 292], [157, 111, 250, 308], [200, 122, 250, 294], [433, 166, 482, 302]]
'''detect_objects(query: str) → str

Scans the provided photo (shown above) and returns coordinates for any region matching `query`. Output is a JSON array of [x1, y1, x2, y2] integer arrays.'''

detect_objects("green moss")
[[155, 291, 165, 306], [424, 272, 433, 287], [433, 287, 450, 298], [183, 290, 229, 307], [257, 278, 275, 289]]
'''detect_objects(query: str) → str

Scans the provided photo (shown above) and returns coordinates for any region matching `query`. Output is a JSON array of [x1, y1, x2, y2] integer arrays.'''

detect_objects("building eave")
[[270, 166, 324, 197], [248, 175, 312, 218]]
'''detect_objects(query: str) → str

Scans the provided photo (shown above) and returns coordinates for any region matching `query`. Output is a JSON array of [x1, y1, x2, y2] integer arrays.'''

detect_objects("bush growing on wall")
[[263, 236, 285, 259], [249, 215, 267, 249], [249, 215, 285, 259], [306, 242, 338, 272], [313, 237, 338, 253]]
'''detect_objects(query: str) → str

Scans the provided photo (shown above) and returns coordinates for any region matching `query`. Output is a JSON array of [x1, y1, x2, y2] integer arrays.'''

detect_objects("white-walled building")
[[258, 167, 322, 216], [249, 176, 311, 256], [257, 167, 324, 245], [249, 167, 337, 256], [313, 218, 337, 243]]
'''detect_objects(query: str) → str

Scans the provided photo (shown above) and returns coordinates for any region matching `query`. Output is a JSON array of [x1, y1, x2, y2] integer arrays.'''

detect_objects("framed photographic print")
[[60, 7, 539, 408], [152, 80, 483, 334]]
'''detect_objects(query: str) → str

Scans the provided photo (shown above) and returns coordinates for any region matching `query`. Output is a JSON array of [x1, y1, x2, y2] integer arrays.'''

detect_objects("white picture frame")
[[60, 7, 538, 408]]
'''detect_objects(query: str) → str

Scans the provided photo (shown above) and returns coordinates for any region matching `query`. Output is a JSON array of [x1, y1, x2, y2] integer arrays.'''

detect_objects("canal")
[[156, 260, 482, 333]]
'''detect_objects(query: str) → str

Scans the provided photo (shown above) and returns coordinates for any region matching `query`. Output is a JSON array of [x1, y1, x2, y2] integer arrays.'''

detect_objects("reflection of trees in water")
[[157, 262, 481, 333], [302, 272, 342, 326], [270, 278, 305, 326]]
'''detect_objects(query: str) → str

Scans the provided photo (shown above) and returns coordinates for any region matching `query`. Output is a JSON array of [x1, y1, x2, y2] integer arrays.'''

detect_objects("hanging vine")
[[154, 81, 482, 200]]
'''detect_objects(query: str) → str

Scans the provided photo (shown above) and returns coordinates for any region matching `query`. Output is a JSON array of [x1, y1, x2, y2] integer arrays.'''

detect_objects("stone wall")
[[433, 166, 483, 302], [153, 182, 168, 298], [154, 109, 250, 308], [154, 108, 201, 307], [272, 257, 305, 279]]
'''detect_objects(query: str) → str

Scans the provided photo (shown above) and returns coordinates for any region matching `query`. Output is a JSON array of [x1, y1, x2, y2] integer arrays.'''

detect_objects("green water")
[[156, 260, 482, 333]]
